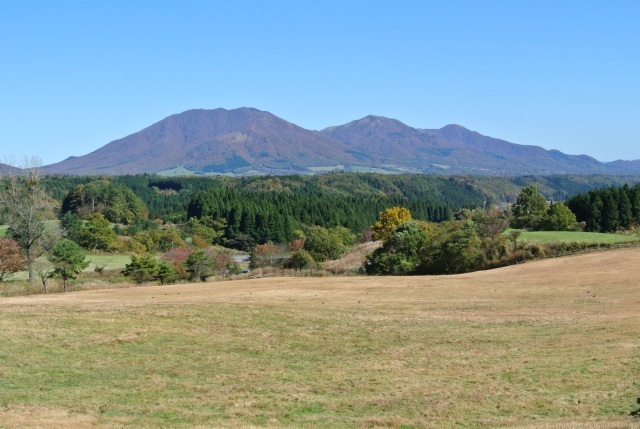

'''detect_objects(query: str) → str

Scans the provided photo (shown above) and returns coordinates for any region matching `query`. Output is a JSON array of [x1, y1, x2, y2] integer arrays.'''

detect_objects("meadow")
[[1, 249, 639, 428], [0, 220, 60, 238], [517, 230, 638, 244]]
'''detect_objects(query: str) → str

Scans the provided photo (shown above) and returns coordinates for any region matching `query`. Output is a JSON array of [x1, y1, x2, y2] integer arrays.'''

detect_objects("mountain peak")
[[42, 108, 640, 176]]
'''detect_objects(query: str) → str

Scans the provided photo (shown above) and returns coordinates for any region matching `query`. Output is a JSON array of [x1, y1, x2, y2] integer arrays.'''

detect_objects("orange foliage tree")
[[0, 238, 26, 281]]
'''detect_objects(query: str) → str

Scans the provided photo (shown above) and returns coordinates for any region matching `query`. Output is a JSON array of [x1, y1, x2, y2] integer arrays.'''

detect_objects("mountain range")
[[42, 108, 640, 176]]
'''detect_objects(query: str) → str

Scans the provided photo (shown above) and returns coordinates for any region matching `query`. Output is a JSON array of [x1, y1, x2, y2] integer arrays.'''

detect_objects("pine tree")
[[48, 239, 90, 292]]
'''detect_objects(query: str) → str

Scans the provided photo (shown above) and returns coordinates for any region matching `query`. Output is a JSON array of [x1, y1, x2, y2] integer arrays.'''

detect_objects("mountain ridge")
[[42, 108, 640, 176]]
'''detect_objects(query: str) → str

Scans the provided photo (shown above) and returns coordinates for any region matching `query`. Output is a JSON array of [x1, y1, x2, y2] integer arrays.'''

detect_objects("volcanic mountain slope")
[[417, 124, 611, 174], [43, 108, 639, 176], [44, 108, 357, 176], [320, 116, 616, 174]]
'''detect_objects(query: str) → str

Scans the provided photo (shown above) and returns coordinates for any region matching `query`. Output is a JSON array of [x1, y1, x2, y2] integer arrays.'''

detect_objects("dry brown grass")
[[323, 241, 381, 273], [1, 249, 640, 428]]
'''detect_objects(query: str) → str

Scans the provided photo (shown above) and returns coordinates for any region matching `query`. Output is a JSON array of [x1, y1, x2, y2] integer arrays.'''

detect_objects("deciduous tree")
[[0, 158, 54, 282], [0, 238, 26, 281], [511, 186, 548, 230], [79, 213, 116, 250], [543, 202, 577, 231], [303, 226, 344, 262], [372, 207, 412, 242]]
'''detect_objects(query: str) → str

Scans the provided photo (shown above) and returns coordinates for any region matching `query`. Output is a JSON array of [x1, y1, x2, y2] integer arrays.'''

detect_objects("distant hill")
[[0, 163, 20, 175], [606, 159, 640, 170], [43, 108, 640, 176]]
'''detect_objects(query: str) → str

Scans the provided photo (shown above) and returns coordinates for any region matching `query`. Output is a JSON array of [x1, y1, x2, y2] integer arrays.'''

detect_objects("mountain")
[[43, 108, 640, 176], [0, 163, 22, 175], [44, 108, 358, 176], [606, 159, 640, 170]]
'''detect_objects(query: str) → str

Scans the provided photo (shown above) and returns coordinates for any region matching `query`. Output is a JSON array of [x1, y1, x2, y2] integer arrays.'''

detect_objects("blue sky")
[[1, 1, 638, 165]]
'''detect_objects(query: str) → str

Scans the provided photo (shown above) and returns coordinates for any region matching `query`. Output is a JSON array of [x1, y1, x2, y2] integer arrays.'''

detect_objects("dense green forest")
[[44, 172, 640, 223], [566, 183, 640, 232], [39, 172, 640, 250]]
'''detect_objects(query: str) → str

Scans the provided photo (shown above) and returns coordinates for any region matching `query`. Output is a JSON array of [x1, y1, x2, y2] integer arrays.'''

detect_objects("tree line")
[[566, 184, 640, 232], [3, 161, 640, 286]]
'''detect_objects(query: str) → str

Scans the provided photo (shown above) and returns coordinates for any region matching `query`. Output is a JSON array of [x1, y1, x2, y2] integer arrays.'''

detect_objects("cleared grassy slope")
[[517, 229, 638, 244], [1, 250, 639, 428]]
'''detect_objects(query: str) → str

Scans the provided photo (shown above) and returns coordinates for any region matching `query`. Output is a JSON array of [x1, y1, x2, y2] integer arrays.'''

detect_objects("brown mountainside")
[[42, 108, 639, 176]]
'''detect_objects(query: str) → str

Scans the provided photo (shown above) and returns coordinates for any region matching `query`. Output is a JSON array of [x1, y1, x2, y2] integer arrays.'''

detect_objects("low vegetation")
[[0, 250, 638, 428]]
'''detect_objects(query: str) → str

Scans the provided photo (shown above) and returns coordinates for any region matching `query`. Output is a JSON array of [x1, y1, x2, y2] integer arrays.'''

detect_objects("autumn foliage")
[[0, 238, 26, 281], [372, 207, 412, 242]]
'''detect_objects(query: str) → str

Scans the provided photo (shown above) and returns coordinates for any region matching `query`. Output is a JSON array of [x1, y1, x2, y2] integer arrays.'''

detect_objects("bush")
[[250, 243, 281, 268], [124, 254, 158, 284], [185, 250, 215, 282], [303, 226, 346, 262], [286, 250, 317, 270]]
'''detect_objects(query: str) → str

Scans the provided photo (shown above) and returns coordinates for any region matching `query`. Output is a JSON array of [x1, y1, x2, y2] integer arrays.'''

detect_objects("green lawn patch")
[[510, 229, 638, 244], [84, 254, 132, 272]]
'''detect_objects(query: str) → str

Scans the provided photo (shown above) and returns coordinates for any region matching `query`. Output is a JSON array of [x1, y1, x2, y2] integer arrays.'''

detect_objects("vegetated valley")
[[2, 170, 640, 427]]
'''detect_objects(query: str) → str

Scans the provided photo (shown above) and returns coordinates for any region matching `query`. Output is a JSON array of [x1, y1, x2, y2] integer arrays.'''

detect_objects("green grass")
[[156, 166, 197, 176], [84, 254, 132, 272], [6, 253, 131, 283], [0, 220, 59, 238], [510, 229, 639, 244]]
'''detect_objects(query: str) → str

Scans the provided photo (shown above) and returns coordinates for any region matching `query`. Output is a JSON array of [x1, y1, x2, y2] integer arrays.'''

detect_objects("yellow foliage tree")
[[372, 207, 412, 242]]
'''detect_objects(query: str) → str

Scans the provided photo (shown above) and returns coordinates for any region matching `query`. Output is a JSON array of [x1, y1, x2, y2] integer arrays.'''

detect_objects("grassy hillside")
[[83, 254, 131, 272], [516, 230, 639, 244], [1, 249, 639, 428]]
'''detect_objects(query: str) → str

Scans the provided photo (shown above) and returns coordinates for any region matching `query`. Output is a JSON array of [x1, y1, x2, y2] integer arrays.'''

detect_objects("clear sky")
[[1, 1, 639, 165]]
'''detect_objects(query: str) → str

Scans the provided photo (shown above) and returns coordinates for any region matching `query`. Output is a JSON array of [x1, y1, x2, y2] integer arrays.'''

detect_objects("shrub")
[[286, 250, 317, 270], [124, 254, 159, 284], [303, 226, 345, 262], [48, 239, 90, 292], [250, 243, 281, 268], [185, 250, 215, 282]]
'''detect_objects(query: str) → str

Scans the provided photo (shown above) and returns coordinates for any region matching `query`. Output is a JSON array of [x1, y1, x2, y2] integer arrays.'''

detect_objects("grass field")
[[0, 220, 60, 239], [1, 249, 640, 428], [5, 253, 132, 283], [84, 254, 132, 272], [513, 229, 639, 244]]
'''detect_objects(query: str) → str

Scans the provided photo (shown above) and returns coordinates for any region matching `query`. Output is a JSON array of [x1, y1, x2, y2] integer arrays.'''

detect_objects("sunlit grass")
[[510, 229, 638, 244], [1, 249, 639, 428]]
